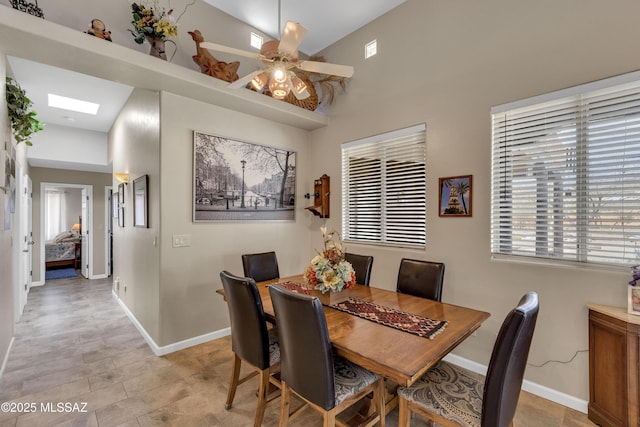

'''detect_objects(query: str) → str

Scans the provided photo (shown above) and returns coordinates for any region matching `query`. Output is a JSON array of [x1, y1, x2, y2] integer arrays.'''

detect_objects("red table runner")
[[272, 282, 447, 340]]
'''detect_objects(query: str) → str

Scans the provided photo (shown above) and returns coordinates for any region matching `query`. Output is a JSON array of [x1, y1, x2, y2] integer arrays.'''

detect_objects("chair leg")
[[254, 369, 270, 427], [398, 396, 410, 427], [323, 408, 337, 427], [225, 353, 242, 410], [279, 382, 291, 427], [374, 378, 386, 427]]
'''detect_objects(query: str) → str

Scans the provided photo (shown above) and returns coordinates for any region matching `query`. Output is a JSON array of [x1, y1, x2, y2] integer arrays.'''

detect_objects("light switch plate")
[[172, 234, 191, 247]]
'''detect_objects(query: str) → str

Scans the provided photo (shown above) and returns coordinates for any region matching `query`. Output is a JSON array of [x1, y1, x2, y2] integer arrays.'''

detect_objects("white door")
[[18, 172, 32, 318], [81, 188, 89, 278]]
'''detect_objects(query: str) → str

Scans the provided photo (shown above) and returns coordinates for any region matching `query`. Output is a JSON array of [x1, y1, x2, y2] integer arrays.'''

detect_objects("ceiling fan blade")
[[228, 70, 263, 89], [297, 60, 354, 78], [200, 42, 262, 60], [278, 21, 308, 56]]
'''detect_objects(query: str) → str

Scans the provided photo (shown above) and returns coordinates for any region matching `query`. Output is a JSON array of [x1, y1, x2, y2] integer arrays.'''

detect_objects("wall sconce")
[[71, 223, 81, 232], [115, 173, 130, 184]]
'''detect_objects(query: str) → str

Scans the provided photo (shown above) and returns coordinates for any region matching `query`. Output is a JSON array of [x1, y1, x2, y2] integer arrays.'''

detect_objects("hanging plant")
[[5, 77, 43, 146]]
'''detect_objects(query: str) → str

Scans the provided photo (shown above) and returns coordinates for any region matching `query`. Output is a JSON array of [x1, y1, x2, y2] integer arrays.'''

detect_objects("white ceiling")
[[202, 0, 406, 55], [7, 1, 406, 171]]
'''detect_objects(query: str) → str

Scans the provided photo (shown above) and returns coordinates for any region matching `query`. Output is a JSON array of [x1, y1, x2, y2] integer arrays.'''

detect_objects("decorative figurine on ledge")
[[188, 30, 240, 83], [86, 19, 112, 41]]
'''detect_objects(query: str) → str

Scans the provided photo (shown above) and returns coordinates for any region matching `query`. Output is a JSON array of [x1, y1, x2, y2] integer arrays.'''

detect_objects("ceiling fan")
[[200, 20, 354, 101]]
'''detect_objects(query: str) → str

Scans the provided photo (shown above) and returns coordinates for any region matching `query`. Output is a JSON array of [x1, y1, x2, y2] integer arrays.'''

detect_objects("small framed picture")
[[118, 207, 124, 228], [439, 175, 472, 217], [118, 183, 125, 205], [628, 286, 640, 315]]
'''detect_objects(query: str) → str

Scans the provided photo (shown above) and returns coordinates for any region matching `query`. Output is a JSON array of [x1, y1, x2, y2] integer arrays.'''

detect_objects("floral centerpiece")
[[129, 1, 177, 44], [304, 227, 356, 293]]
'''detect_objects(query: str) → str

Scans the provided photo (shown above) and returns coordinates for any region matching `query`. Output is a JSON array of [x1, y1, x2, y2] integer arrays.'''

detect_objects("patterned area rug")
[[45, 268, 78, 280], [331, 297, 448, 340]]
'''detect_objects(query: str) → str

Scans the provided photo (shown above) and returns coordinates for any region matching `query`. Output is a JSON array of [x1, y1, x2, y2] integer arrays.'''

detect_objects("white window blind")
[[491, 72, 640, 266], [342, 124, 426, 248]]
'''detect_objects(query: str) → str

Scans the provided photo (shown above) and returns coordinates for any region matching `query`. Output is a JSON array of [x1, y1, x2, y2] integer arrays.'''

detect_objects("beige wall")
[[109, 88, 161, 343], [109, 89, 313, 347], [0, 51, 13, 373], [30, 167, 111, 282], [157, 91, 312, 346], [310, 0, 640, 400]]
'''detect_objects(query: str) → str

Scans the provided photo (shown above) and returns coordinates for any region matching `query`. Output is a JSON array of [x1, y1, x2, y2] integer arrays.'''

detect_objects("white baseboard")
[[113, 290, 231, 356], [0, 337, 15, 380], [90, 273, 108, 280], [31, 280, 44, 287], [442, 353, 588, 414]]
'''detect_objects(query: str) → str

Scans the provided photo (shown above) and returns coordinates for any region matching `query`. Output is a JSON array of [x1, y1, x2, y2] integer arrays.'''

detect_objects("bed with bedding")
[[45, 230, 81, 269]]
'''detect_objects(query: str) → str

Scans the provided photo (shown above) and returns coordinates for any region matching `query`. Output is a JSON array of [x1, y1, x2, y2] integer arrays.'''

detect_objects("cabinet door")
[[589, 312, 628, 427]]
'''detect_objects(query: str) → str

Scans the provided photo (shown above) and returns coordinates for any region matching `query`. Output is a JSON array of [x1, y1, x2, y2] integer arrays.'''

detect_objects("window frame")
[[342, 123, 427, 249], [491, 70, 640, 268]]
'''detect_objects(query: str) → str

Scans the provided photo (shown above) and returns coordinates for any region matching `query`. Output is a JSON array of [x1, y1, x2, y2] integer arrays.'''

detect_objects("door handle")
[[22, 249, 29, 253], [28, 241, 35, 245]]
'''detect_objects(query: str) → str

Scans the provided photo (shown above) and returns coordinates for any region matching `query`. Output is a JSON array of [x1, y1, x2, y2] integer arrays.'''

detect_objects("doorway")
[[40, 183, 93, 281]]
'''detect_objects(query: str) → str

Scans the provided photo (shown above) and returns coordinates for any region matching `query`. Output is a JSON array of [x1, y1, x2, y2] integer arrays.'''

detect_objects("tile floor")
[[0, 276, 596, 426]]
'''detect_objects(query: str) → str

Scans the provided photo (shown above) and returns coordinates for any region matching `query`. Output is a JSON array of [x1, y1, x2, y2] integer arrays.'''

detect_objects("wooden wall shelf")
[[306, 174, 330, 218]]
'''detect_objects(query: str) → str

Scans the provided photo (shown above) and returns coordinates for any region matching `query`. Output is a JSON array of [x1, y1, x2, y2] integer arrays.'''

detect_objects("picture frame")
[[118, 183, 125, 205], [118, 207, 124, 228], [193, 131, 296, 222], [133, 174, 149, 228], [439, 175, 472, 217], [629, 286, 640, 315]]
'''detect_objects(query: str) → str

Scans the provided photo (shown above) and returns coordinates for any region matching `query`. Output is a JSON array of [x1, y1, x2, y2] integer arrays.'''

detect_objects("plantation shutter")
[[491, 71, 640, 266], [342, 124, 426, 248]]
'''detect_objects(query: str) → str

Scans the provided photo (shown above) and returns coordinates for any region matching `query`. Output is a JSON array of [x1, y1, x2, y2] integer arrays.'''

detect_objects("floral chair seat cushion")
[[397, 360, 484, 427], [333, 355, 380, 406], [268, 327, 280, 366]]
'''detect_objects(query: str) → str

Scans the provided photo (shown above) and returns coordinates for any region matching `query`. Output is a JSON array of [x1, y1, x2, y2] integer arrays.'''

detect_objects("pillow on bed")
[[54, 230, 80, 243]]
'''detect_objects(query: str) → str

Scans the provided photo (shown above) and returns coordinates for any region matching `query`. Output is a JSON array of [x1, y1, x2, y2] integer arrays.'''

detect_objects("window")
[[342, 124, 426, 248], [491, 71, 640, 266]]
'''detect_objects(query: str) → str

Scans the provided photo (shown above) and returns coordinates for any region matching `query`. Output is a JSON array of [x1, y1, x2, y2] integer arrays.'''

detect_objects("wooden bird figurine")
[[189, 30, 240, 83]]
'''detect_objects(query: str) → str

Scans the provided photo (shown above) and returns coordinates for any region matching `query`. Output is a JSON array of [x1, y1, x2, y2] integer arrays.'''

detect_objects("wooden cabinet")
[[305, 174, 330, 218], [588, 304, 640, 427]]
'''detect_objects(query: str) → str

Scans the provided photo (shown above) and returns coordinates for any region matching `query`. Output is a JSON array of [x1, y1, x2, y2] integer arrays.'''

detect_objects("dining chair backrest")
[[268, 284, 336, 410], [345, 253, 374, 286], [219, 270, 271, 370], [396, 258, 445, 301], [242, 251, 280, 283], [482, 291, 539, 427]]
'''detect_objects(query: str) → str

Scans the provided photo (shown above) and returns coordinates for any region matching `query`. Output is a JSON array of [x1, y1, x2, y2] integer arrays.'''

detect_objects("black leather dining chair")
[[219, 271, 281, 427], [268, 284, 386, 427], [345, 252, 374, 286], [397, 292, 539, 427], [242, 251, 280, 282], [396, 258, 445, 301]]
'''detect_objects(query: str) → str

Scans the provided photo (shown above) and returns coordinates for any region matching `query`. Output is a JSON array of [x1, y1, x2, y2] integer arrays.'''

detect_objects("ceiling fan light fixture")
[[272, 63, 287, 83], [269, 79, 289, 99], [290, 74, 310, 100], [251, 72, 269, 91]]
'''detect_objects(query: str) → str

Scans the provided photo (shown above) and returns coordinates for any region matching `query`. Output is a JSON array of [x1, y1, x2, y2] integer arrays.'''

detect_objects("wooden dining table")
[[221, 275, 490, 388]]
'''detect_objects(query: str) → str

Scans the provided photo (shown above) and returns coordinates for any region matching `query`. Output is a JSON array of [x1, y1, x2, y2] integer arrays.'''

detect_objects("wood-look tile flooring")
[[0, 276, 596, 427]]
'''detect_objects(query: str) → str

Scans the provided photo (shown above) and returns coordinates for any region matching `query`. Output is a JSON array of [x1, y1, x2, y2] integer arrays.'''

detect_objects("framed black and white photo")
[[193, 131, 296, 221], [133, 174, 148, 228]]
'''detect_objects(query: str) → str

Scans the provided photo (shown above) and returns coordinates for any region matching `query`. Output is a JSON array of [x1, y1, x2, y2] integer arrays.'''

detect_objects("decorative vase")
[[147, 37, 167, 60], [312, 286, 351, 307]]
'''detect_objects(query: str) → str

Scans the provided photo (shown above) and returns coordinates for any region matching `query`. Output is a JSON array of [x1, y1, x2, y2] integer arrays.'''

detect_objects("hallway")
[[0, 277, 594, 426]]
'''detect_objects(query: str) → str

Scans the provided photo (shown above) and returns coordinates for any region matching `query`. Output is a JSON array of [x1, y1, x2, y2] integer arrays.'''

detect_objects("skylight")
[[48, 94, 100, 115], [250, 32, 263, 49], [365, 40, 377, 58]]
